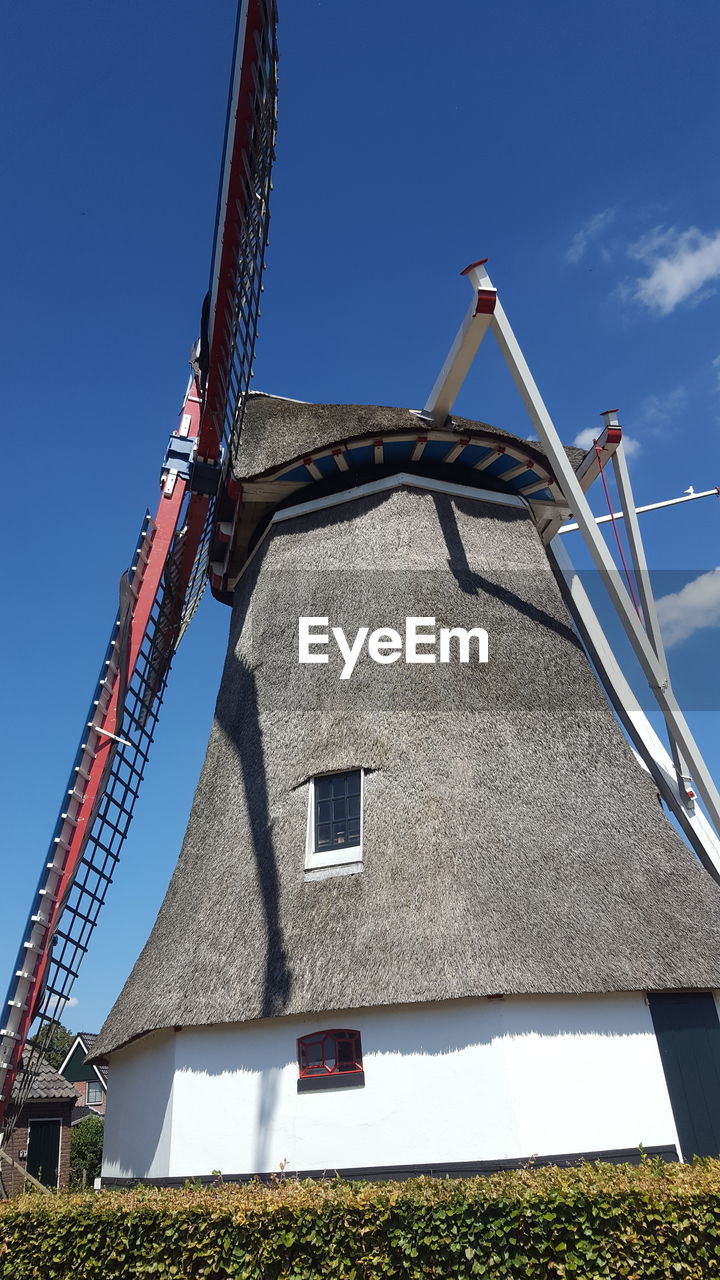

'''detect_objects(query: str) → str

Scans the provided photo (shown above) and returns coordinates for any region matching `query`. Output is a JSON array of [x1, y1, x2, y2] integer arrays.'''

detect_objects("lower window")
[[297, 1029, 364, 1092]]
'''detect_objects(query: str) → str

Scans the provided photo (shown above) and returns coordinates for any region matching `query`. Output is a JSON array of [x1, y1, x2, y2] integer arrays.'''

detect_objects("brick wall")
[[2, 1099, 75, 1196], [69, 1078, 106, 1114], [4, 1117, 29, 1198]]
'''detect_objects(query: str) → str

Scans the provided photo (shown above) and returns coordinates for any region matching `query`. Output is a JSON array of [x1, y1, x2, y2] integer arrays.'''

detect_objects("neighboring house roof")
[[71, 1105, 103, 1126], [77, 1033, 108, 1084], [58, 1033, 108, 1087], [13, 1055, 77, 1103], [92, 474, 720, 1061]]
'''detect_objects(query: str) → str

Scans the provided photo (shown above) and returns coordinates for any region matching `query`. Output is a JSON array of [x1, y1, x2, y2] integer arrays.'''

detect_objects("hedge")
[[3, 1159, 720, 1279], [69, 1115, 104, 1190]]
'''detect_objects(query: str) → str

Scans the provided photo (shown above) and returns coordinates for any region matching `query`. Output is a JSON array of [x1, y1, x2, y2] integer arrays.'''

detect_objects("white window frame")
[[305, 770, 364, 873], [86, 1081, 103, 1106]]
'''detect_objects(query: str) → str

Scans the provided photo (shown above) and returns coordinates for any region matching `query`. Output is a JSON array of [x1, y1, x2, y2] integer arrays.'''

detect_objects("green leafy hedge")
[[3, 1160, 720, 1279], [70, 1114, 104, 1189]]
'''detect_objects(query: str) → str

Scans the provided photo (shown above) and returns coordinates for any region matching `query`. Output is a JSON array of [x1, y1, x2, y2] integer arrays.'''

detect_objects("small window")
[[297, 1029, 364, 1092], [305, 770, 363, 875], [87, 1082, 103, 1106]]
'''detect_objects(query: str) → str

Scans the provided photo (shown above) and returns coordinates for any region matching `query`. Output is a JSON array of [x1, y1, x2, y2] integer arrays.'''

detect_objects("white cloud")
[[637, 385, 687, 426], [571, 384, 685, 458], [573, 428, 595, 450], [45, 994, 79, 1017], [573, 426, 640, 457], [565, 208, 616, 265], [626, 225, 720, 314], [656, 568, 720, 648]]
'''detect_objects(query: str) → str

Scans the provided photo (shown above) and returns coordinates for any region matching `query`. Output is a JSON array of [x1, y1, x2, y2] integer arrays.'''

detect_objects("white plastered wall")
[[102, 1029, 176, 1179], [102, 993, 680, 1179]]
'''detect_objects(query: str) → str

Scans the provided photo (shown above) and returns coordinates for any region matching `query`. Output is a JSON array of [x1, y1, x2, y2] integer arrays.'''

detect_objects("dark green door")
[[27, 1119, 61, 1187], [649, 993, 720, 1159]]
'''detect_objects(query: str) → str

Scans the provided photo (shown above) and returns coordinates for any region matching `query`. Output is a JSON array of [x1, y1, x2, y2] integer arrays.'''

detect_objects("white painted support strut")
[[466, 261, 720, 837], [94, 726, 133, 749], [423, 261, 496, 427], [536, 424, 622, 545], [610, 434, 694, 802], [558, 485, 719, 534], [550, 538, 720, 879]]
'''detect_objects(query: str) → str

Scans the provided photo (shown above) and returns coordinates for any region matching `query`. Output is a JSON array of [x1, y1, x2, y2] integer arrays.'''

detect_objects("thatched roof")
[[94, 476, 720, 1059], [216, 395, 585, 587], [231, 394, 585, 481]]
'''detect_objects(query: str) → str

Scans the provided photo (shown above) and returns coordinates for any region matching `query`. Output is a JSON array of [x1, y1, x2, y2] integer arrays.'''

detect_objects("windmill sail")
[[0, 0, 278, 1140], [2, 514, 167, 1133]]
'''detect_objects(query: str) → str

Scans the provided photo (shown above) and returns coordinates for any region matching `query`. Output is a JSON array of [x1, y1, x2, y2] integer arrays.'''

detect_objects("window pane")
[[336, 1031, 361, 1071], [313, 772, 362, 854], [322, 1035, 336, 1071], [300, 1036, 325, 1075]]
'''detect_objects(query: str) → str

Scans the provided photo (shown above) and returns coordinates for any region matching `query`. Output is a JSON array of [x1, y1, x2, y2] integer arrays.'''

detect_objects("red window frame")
[[297, 1029, 363, 1078]]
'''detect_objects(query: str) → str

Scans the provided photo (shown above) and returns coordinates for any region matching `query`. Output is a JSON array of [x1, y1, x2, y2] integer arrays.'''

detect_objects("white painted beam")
[[471, 262, 720, 837], [423, 261, 496, 427], [550, 538, 720, 879]]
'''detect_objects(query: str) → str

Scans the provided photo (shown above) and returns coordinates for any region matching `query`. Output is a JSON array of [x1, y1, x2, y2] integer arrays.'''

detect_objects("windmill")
[[3, 1, 720, 1188]]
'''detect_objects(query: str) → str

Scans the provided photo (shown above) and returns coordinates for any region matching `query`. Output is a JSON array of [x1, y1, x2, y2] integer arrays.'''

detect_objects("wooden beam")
[[0, 1145, 53, 1195]]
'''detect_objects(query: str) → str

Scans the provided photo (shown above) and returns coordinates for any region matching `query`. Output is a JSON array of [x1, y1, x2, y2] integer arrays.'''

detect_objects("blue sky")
[[1, 0, 718, 1034]]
